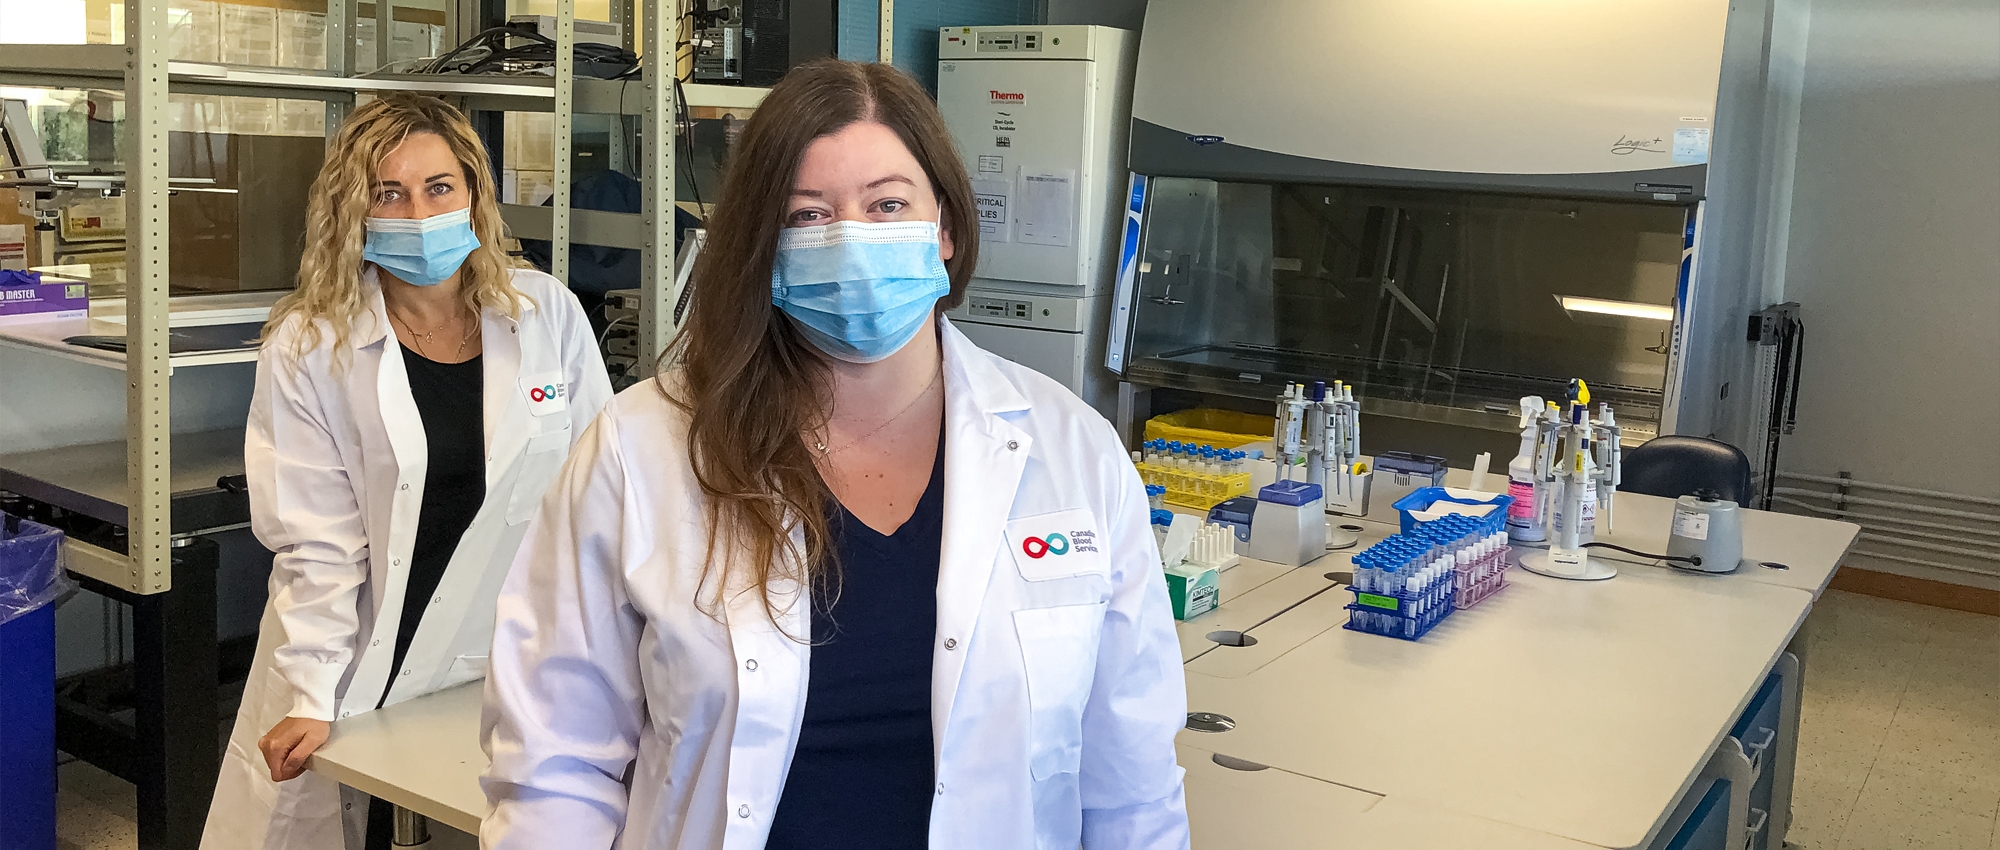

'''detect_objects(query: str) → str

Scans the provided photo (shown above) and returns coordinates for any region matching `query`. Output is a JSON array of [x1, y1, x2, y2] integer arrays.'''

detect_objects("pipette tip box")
[[1391, 487, 1513, 535]]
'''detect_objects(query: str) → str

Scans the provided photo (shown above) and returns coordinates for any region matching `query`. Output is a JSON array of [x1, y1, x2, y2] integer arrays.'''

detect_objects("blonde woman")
[[201, 93, 611, 850]]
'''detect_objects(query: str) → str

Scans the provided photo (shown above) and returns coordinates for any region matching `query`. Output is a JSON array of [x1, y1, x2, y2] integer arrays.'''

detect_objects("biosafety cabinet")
[[938, 25, 1138, 419], [1107, 0, 1808, 493]]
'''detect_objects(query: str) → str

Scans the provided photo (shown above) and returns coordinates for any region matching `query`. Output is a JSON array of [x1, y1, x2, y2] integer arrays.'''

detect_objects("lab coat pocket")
[[439, 654, 489, 690], [505, 429, 571, 525], [1013, 600, 1109, 781]]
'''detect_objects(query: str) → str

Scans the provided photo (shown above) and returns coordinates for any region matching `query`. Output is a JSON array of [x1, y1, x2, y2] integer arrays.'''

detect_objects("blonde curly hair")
[[264, 93, 527, 358]]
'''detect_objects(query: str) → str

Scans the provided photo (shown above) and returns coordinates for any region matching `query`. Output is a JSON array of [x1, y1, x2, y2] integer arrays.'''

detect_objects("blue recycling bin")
[[0, 514, 67, 850]]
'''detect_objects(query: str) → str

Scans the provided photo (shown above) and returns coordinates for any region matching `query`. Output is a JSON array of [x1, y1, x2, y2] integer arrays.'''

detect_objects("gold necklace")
[[812, 368, 942, 455], [392, 308, 479, 361]]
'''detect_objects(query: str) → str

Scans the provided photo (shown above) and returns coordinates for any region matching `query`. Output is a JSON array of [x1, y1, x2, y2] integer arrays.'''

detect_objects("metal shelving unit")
[[0, 0, 765, 845]]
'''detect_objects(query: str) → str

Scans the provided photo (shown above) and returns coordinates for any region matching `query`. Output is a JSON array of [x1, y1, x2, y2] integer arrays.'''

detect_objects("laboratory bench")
[[303, 489, 1853, 850], [0, 292, 276, 369], [0, 427, 249, 850]]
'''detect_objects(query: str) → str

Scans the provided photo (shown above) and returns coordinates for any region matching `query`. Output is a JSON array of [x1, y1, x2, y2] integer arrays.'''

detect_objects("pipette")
[[1593, 402, 1621, 533]]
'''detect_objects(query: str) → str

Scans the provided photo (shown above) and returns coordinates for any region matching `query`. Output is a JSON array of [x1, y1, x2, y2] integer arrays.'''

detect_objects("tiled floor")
[[1789, 590, 2000, 850], [50, 590, 2000, 849]]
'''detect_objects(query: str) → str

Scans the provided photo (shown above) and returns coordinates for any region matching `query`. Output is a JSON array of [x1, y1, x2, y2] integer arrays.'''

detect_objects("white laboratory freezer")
[[937, 25, 1137, 420]]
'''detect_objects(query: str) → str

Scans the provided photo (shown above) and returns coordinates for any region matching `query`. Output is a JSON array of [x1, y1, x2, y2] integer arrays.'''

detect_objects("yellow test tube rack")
[[1134, 460, 1252, 512]]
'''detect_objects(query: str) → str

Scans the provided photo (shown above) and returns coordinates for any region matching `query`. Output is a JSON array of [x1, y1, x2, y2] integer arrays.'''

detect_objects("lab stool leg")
[[393, 806, 432, 847]]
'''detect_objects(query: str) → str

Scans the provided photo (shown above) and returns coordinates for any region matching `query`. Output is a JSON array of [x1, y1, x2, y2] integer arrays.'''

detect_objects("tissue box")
[[1164, 563, 1219, 620], [0, 271, 86, 324]]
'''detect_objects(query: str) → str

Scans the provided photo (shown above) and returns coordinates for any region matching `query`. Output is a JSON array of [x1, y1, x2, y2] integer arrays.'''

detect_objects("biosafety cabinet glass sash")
[[1116, 178, 1687, 440]]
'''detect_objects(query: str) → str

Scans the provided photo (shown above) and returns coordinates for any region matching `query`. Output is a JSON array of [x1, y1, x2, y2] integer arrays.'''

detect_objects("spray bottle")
[[1506, 395, 1547, 543]]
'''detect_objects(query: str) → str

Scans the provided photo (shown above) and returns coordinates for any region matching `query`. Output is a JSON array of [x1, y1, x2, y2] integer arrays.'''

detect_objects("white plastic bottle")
[[1506, 398, 1548, 543]]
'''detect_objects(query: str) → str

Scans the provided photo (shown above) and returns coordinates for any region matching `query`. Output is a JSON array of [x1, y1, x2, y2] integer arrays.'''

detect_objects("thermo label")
[[1673, 508, 1711, 541]]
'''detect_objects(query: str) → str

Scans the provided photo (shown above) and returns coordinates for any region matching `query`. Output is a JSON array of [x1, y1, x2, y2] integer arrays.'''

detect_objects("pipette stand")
[[1519, 548, 1618, 581]]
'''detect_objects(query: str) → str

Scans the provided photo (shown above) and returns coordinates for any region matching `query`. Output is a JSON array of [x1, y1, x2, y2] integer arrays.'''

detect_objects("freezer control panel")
[[976, 30, 1042, 52], [966, 296, 1033, 321], [949, 290, 1089, 333]]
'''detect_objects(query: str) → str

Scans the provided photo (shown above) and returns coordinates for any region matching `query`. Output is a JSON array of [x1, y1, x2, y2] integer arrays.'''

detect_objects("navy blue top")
[[380, 348, 484, 710], [765, 437, 946, 850]]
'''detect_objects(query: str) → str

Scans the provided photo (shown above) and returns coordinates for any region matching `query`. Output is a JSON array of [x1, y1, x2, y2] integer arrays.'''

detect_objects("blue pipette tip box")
[[1206, 496, 1256, 543], [1257, 480, 1323, 506], [1390, 487, 1514, 535]]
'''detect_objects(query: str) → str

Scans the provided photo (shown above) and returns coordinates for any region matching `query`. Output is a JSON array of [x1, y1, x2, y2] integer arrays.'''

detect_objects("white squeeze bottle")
[[1506, 395, 1548, 543]]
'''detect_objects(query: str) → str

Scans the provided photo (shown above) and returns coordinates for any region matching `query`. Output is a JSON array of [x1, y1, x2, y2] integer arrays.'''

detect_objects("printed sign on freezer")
[[973, 178, 1011, 243], [1015, 170, 1075, 248]]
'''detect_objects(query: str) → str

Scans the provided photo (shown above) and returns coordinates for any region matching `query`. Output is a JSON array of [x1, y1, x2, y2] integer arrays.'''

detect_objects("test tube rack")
[[1344, 510, 1513, 641], [1134, 440, 1253, 512]]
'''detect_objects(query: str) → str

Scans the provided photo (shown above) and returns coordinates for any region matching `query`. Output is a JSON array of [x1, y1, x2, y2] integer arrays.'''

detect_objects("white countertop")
[[1179, 742, 1600, 850], [1422, 467, 1857, 597], [0, 293, 274, 369], [0, 428, 245, 526], [311, 682, 487, 837], [1179, 563, 1813, 849], [305, 495, 1853, 849], [1579, 493, 1856, 596]]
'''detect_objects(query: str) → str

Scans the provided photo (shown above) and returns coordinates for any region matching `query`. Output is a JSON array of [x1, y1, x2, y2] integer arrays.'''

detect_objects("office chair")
[[1620, 435, 1754, 508]]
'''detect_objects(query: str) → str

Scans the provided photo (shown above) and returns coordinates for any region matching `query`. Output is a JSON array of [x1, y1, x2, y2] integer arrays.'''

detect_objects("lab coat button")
[[944, 638, 957, 650], [371, 640, 380, 647], [402, 669, 412, 676], [433, 596, 442, 604], [400, 484, 409, 491], [936, 782, 944, 795], [737, 805, 750, 819], [744, 659, 758, 671], [1007, 440, 1019, 451]]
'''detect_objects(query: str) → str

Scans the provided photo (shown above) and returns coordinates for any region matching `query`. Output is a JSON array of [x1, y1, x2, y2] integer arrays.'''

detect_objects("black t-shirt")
[[381, 346, 485, 707], [765, 437, 947, 850]]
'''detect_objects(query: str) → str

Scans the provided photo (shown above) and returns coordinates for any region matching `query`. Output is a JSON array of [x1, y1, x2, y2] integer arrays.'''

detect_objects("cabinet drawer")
[[1731, 667, 1784, 850], [1663, 777, 1735, 850]]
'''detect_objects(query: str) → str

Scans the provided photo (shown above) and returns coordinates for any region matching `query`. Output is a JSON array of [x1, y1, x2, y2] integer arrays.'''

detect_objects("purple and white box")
[[0, 271, 87, 324]]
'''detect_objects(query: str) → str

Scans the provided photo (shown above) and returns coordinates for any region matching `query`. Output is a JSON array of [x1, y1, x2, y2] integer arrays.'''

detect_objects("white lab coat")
[[201, 267, 613, 850], [481, 318, 1190, 850]]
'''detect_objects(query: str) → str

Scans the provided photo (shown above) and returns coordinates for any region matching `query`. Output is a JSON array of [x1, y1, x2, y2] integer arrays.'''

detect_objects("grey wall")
[[1776, 0, 2000, 588], [1046, 0, 1147, 31]]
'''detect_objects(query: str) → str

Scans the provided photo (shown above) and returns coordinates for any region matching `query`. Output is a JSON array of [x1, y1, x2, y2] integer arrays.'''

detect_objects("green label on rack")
[[1357, 592, 1401, 612]]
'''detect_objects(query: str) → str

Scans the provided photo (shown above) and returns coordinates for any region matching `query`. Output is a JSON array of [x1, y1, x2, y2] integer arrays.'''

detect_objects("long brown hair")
[[264, 93, 525, 359], [667, 59, 978, 624]]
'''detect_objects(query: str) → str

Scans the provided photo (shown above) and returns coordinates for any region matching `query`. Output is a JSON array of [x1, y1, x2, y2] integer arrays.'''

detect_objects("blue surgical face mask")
[[770, 220, 950, 363], [363, 206, 479, 287]]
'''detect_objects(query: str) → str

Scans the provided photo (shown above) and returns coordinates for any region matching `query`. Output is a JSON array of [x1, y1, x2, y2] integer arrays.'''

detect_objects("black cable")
[[672, 77, 705, 212], [425, 23, 637, 78], [1581, 541, 1702, 569], [426, 25, 531, 73]]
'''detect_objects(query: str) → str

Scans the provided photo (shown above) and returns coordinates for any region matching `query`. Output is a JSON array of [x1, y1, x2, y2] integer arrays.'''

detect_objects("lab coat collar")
[[931, 317, 1032, 757], [352, 266, 393, 350], [355, 264, 533, 479], [939, 316, 1032, 418], [479, 300, 522, 473]]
